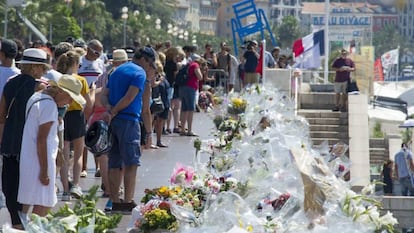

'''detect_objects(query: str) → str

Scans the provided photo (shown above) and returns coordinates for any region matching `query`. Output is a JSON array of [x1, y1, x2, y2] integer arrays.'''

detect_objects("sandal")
[[186, 131, 198, 137], [157, 142, 168, 148]]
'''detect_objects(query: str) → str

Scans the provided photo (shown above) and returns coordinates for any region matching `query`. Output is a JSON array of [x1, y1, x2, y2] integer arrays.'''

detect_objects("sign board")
[[7, 0, 25, 6], [312, 15, 371, 26]]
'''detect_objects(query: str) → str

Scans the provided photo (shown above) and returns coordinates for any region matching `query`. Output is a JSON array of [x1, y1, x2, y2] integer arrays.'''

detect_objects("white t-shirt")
[[229, 55, 240, 85], [44, 69, 62, 82], [0, 66, 20, 97], [78, 56, 105, 86], [18, 93, 58, 207]]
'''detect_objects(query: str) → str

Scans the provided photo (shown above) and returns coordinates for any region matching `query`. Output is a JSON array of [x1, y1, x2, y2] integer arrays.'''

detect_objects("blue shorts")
[[179, 86, 196, 111], [108, 117, 141, 168], [167, 87, 174, 101]]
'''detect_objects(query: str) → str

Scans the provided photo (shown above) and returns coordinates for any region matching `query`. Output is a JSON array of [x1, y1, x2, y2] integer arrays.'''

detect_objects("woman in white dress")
[[18, 74, 85, 217]]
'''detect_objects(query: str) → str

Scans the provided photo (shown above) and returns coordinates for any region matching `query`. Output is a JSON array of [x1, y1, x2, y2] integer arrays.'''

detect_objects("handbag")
[[150, 95, 165, 114], [347, 78, 359, 94]]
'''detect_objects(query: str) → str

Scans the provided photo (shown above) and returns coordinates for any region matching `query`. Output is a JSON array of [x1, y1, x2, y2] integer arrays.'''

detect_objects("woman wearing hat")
[[0, 48, 51, 229], [56, 50, 93, 200], [18, 74, 85, 218]]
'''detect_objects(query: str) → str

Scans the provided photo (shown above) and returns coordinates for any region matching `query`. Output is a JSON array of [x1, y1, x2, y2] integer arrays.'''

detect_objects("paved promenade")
[[0, 112, 214, 232]]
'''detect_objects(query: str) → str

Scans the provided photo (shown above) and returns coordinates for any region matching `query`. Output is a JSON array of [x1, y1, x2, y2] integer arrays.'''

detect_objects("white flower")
[[361, 183, 375, 196], [192, 179, 204, 188], [352, 205, 366, 217], [356, 213, 372, 225], [366, 206, 380, 226], [379, 211, 398, 226], [175, 171, 186, 185], [226, 177, 238, 184]]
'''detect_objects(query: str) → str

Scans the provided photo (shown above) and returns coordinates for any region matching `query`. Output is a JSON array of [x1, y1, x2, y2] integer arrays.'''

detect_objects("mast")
[[324, 0, 330, 84]]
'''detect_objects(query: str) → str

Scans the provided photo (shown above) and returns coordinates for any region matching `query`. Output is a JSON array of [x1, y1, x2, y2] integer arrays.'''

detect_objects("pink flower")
[[170, 163, 194, 185]]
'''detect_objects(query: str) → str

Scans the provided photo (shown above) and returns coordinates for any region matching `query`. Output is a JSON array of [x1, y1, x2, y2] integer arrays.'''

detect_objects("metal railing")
[[207, 69, 228, 93]]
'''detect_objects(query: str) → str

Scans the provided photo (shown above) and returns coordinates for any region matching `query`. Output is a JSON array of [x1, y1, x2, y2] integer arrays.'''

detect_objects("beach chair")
[[231, 0, 277, 56]]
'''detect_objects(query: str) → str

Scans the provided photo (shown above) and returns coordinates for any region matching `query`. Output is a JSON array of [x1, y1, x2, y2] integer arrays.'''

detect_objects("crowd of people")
[[0, 36, 307, 230]]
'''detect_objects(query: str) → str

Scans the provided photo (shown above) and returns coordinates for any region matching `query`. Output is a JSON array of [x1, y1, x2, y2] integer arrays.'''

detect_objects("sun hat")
[[17, 48, 49, 65], [52, 74, 86, 106], [111, 49, 128, 62], [1, 39, 18, 59]]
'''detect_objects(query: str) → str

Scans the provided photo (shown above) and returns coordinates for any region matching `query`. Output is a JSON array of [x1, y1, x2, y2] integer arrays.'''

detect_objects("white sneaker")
[[70, 185, 83, 199], [80, 170, 87, 178], [62, 192, 71, 201]]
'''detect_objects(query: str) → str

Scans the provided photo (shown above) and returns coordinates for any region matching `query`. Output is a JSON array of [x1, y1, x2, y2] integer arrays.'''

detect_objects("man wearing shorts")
[[101, 47, 155, 213], [331, 49, 355, 112]]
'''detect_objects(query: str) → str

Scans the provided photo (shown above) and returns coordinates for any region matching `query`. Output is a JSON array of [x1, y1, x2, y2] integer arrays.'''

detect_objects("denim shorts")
[[167, 87, 174, 101], [179, 86, 196, 111], [108, 117, 141, 168]]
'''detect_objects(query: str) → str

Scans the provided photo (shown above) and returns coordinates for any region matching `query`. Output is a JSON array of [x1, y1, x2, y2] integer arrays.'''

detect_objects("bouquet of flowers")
[[227, 97, 247, 115], [132, 199, 177, 233]]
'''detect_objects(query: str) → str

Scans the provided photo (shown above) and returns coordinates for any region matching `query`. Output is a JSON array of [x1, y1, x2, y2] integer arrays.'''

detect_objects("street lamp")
[[133, 10, 139, 17], [80, 0, 86, 38], [64, 0, 72, 7], [155, 18, 161, 30], [121, 6, 128, 48]]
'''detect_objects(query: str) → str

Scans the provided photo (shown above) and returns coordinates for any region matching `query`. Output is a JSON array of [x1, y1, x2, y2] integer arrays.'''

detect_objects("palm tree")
[[395, 0, 406, 10]]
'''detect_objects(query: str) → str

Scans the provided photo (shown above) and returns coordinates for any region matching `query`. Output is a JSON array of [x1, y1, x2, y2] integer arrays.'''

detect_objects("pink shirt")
[[187, 62, 200, 91]]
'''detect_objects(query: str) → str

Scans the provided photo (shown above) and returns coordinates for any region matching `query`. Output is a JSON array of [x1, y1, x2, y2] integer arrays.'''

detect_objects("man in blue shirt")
[[394, 143, 414, 196], [101, 47, 156, 213]]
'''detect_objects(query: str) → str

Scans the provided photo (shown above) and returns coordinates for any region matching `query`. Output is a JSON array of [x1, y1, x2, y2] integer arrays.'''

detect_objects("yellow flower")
[[231, 98, 246, 109], [158, 186, 169, 196]]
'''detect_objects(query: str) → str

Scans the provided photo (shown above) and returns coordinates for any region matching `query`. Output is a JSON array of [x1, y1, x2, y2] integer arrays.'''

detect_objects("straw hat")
[[52, 74, 86, 106], [112, 49, 128, 62], [17, 48, 49, 65]]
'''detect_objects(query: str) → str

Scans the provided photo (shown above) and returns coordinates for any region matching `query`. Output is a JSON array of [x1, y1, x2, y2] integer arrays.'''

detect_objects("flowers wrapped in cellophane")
[[131, 85, 397, 233]]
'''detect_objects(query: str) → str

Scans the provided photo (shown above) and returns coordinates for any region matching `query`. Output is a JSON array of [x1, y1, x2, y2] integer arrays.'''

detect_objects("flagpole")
[[324, 0, 330, 84], [397, 46, 400, 83], [262, 40, 266, 84]]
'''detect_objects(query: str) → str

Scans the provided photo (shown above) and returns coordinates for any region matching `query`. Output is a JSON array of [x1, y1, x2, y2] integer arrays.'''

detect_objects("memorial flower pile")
[[130, 85, 398, 233], [3, 186, 122, 233]]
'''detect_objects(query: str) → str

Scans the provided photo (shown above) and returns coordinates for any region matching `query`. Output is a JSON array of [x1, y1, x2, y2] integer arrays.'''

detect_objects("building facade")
[[300, 2, 397, 54], [268, 0, 302, 25], [398, 1, 414, 42]]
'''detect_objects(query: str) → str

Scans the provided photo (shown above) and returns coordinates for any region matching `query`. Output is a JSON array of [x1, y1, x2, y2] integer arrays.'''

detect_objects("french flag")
[[292, 29, 325, 69]]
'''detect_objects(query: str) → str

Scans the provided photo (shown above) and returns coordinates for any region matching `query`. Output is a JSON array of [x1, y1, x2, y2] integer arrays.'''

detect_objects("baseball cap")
[[73, 39, 86, 49], [1, 39, 18, 59], [136, 46, 156, 69]]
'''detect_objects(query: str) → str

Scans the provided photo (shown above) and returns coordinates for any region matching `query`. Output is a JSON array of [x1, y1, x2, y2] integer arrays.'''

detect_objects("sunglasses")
[[89, 47, 102, 56]]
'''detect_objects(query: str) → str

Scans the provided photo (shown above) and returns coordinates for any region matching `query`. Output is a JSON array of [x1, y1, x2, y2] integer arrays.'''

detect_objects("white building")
[[398, 1, 414, 42]]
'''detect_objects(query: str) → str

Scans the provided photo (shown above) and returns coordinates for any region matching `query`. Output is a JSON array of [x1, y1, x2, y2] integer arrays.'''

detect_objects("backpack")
[[175, 63, 190, 87]]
